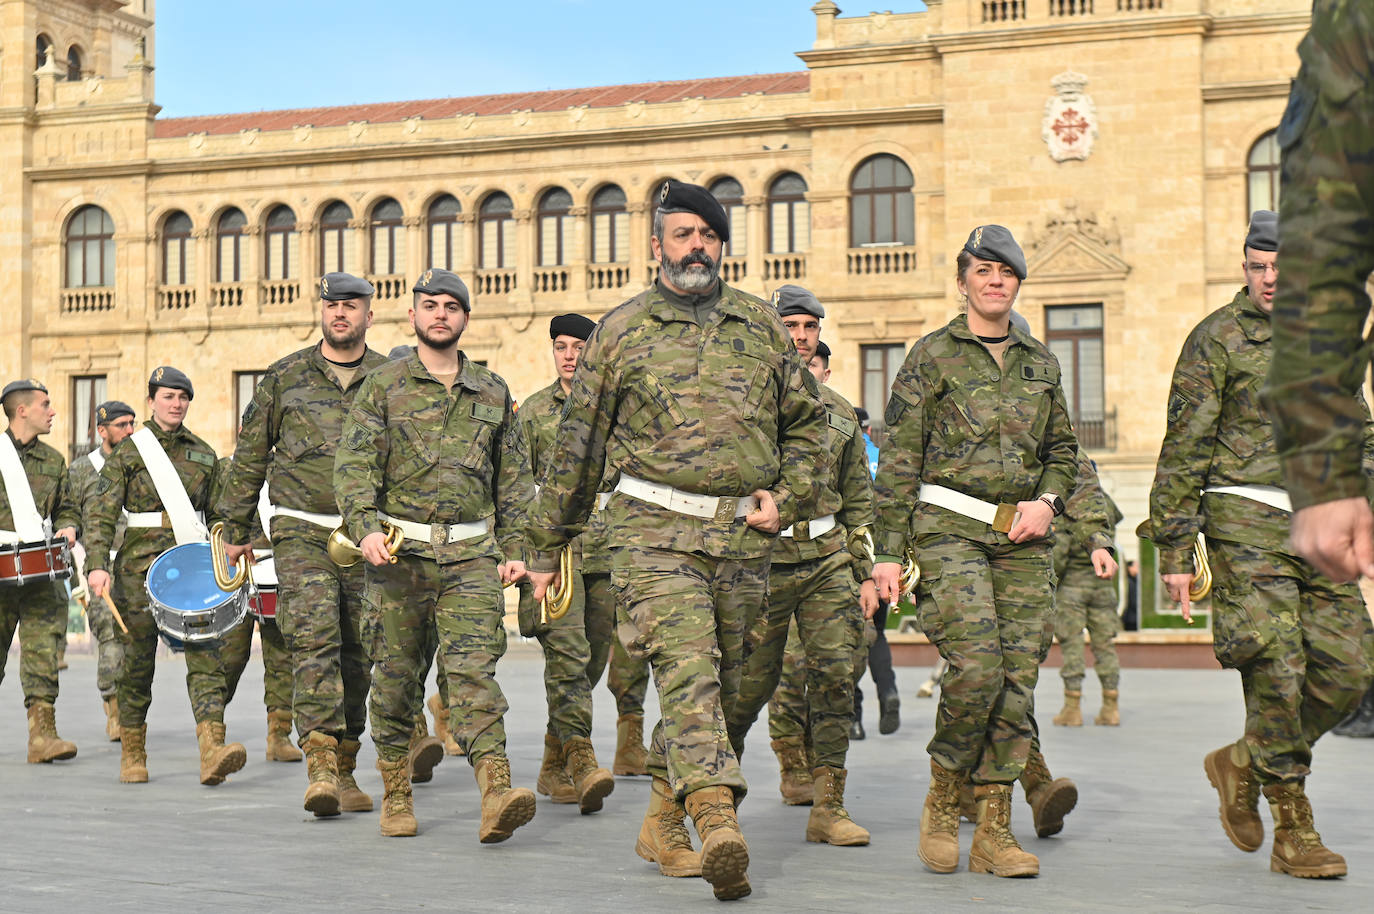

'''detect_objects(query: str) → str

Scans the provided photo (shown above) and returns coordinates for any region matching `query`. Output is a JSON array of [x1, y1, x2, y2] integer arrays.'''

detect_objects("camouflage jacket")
[[216, 342, 388, 544], [210, 457, 270, 550], [1053, 451, 1123, 579], [1266, 1, 1374, 510], [524, 280, 828, 569], [0, 429, 77, 536], [68, 448, 126, 558], [86, 420, 220, 576], [873, 313, 1079, 561], [333, 350, 533, 565]]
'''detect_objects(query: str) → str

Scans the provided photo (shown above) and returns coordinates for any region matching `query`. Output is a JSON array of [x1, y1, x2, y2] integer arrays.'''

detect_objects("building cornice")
[[1200, 80, 1291, 102]]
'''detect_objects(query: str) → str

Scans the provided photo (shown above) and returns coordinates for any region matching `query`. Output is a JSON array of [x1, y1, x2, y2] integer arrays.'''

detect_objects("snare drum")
[[0, 539, 73, 586], [249, 554, 277, 621], [145, 543, 248, 646]]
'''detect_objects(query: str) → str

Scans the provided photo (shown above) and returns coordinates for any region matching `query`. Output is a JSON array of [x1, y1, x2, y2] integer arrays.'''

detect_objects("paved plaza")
[[2, 643, 1371, 913]]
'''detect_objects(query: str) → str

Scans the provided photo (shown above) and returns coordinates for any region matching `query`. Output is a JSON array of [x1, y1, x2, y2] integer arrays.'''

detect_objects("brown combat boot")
[[26, 701, 77, 763], [377, 756, 417, 837], [1263, 781, 1346, 878], [770, 736, 815, 806], [1018, 747, 1077, 838], [958, 777, 977, 823], [104, 696, 121, 742], [1095, 689, 1121, 726], [474, 755, 536, 843], [563, 735, 615, 814], [969, 784, 1039, 877], [684, 785, 751, 900], [408, 713, 444, 784], [119, 722, 148, 783], [613, 712, 649, 776], [195, 720, 247, 786], [266, 709, 303, 762], [1203, 739, 1263, 852], [428, 693, 462, 756], [338, 737, 374, 812], [806, 767, 870, 846], [302, 731, 341, 817], [919, 759, 963, 873], [1052, 690, 1083, 727], [635, 775, 702, 877], [536, 732, 577, 803]]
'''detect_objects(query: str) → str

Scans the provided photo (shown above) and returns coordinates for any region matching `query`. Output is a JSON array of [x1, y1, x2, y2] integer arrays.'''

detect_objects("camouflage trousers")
[[1208, 538, 1374, 784], [86, 594, 125, 699], [1054, 564, 1121, 691], [0, 580, 67, 707], [518, 575, 594, 740], [914, 532, 1054, 785], [221, 612, 293, 713], [368, 553, 508, 765], [273, 524, 371, 742], [770, 613, 873, 743], [728, 550, 860, 769], [613, 545, 768, 801], [584, 572, 651, 717]]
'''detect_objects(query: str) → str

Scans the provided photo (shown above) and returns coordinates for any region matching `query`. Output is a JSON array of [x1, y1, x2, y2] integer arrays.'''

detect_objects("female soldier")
[[871, 226, 1079, 878]]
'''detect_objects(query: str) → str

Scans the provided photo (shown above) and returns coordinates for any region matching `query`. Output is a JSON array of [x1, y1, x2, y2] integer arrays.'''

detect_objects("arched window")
[[1247, 130, 1280, 215], [319, 201, 353, 274], [537, 188, 572, 267], [66, 205, 114, 287], [709, 177, 746, 257], [66, 45, 82, 81], [850, 154, 914, 246], [161, 211, 193, 285], [370, 198, 405, 275], [36, 35, 53, 71], [768, 173, 810, 254], [591, 185, 628, 264], [427, 194, 462, 270], [264, 205, 298, 280], [216, 208, 246, 282], [479, 192, 514, 269]]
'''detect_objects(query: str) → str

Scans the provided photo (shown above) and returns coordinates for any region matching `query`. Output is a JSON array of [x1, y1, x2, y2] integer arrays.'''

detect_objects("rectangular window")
[[266, 231, 298, 280], [722, 206, 747, 259], [1046, 303, 1107, 445], [163, 237, 192, 285], [234, 371, 268, 428], [861, 343, 906, 421], [218, 235, 241, 282], [429, 222, 460, 270], [70, 375, 106, 461], [373, 226, 405, 275]]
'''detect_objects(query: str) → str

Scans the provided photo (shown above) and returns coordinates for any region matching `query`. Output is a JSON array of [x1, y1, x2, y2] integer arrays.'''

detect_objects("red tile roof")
[[154, 72, 810, 138]]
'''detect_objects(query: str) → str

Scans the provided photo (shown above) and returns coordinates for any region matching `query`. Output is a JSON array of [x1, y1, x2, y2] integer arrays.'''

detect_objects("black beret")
[[95, 400, 135, 425], [853, 407, 870, 426], [148, 366, 194, 399], [319, 272, 375, 301], [772, 284, 825, 319], [549, 313, 596, 341], [1, 378, 47, 401], [813, 340, 832, 360], [963, 224, 1027, 281], [387, 345, 413, 361], [1245, 210, 1278, 252], [657, 179, 730, 243], [413, 268, 471, 311]]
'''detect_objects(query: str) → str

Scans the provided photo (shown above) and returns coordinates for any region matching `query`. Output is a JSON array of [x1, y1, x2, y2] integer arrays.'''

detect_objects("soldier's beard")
[[660, 250, 720, 293], [322, 319, 366, 349], [416, 322, 462, 351]]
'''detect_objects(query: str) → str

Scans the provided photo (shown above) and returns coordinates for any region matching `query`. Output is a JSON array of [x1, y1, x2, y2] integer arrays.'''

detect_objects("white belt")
[[615, 475, 755, 522], [126, 510, 206, 529], [780, 514, 836, 541], [1202, 485, 1293, 514], [597, 492, 611, 512], [273, 507, 343, 528], [380, 512, 490, 546], [918, 484, 1019, 533]]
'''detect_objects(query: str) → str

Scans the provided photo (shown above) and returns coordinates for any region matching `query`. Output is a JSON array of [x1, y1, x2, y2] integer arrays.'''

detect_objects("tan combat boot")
[[1263, 781, 1347, 878], [1095, 689, 1121, 726], [1052, 690, 1083, 727], [376, 756, 417, 837], [635, 775, 702, 877], [338, 737, 374, 812], [195, 720, 247, 786], [958, 776, 977, 823], [969, 783, 1039, 877], [1018, 747, 1077, 838], [26, 701, 77, 763], [104, 696, 121, 742], [770, 736, 815, 806], [302, 731, 341, 817], [919, 759, 963, 873], [806, 766, 870, 846], [684, 785, 751, 900], [563, 735, 615, 814], [408, 713, 444, 784], [428, 693, 462, 756], [536, 732, 577, 803], [266, 709, 303, 762], [474, 755, 536, 844], [119, 722, 149, 783], [1203, 739, 1263, 852], [613, 712, 649, 776]]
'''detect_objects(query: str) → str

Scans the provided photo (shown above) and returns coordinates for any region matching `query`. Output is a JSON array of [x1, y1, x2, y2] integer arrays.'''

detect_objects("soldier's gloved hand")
[[744, 489, 780, 535], [1008, 499, 1053, 543], [1161, 572, 1193, 624], [87, 569, 111, 600], [223, 542, 255, 566], [499, 561, 527, 586], [528, 570, 559, 602], [359, 531, 392, 567], [872, 562, 902, 607], [1090, 548, 1117, 579], [1291, 497, 1374, 584], [859, 579, 880, 619]]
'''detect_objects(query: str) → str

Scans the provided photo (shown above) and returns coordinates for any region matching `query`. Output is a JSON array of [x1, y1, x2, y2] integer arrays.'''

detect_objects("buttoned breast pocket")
[[934, 390, 990, 454], [460, 401, 504, 472], [279, 407, 327, 461], [1018, 362, 1060, 440], [624, 370, 687, 437], [725, 356, 777, 422], [388, 419, 435, 483]]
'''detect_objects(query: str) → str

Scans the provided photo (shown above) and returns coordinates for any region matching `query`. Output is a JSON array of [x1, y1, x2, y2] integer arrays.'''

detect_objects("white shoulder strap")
[[0, 434, 46, 541], [258, 481, 274, 541], [130, 427, 206, 545], [87, 448, 106, 474]]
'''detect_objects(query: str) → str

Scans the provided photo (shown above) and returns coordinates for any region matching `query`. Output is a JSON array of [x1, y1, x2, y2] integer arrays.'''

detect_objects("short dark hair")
[[810, 351, 829, 370], [2, 389, 41, 420]]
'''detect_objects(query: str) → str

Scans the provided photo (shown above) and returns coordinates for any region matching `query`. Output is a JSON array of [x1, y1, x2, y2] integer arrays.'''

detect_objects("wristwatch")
[[1038, 493, 1065, 517]]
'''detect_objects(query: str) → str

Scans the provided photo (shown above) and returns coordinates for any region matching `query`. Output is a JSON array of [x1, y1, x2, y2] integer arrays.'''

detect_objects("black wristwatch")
[[1038, 493, 1065, 517]]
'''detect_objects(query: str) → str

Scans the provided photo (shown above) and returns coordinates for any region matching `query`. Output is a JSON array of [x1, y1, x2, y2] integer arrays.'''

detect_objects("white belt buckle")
[[713, 497, 740, 523], [430, 524, 449, 549]]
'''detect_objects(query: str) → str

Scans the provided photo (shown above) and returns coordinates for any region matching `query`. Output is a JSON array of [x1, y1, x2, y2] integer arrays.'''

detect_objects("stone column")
[[628, 201, 650, 287], [568, 205, 588, 296]]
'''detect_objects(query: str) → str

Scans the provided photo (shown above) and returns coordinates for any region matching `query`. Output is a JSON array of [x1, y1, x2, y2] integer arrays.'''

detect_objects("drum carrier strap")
[[0, 434, 48, 543], [87, 448, 105, 474], [130, 427, 206, 546]]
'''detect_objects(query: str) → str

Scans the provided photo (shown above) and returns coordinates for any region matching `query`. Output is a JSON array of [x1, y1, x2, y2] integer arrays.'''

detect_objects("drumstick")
[[102, 590, 129, 635]]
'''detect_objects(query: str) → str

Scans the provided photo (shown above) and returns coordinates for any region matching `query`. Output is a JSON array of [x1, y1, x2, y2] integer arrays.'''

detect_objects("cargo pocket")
[[914, 557, 946, 646], [1210, 579, 1272, 669]]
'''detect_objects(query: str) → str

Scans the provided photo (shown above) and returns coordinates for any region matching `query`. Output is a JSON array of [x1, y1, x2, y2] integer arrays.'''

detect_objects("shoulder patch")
[[343, 420, 371, 451], [471, 401, 504, 425], [186, 449, 216, 467], [827, 413, 856, 440], [1022, 364, 1059, 384]]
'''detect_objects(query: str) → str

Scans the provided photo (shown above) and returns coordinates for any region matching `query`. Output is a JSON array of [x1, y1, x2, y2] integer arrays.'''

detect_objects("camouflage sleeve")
[[84, 450, 128, 574], [1265, 5, 1374, 510], [218, 371, 278, 543], [52, 458, 79, 533], [873, 344, 925, 563], [333, 371, 389, 544], [493, 392, 536, 562], [1068, 457, 1118, 556], [835, 416, 876, 582], [771, 350, 829, 533], [1036, 369, 1080, 509]]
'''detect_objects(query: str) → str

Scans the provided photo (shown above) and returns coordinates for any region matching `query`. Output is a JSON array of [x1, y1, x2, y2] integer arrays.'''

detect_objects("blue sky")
[[154, 2, 924, 118]]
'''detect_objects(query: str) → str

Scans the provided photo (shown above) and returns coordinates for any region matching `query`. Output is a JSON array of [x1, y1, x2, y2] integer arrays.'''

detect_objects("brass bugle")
[[210, 521, 252, 591], [1189, 532, 1212, 602], [539, 544, 575, 623], [327, 521, 403, 568], [897, 548, 921, 597]]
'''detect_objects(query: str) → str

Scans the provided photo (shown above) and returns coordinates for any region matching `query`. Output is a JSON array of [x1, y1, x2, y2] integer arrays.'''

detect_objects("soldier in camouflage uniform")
[[1152, 211, 1371, 879], [873, 226, 1079, 879], [86, 367, 246, 787], [68, 400, 137, 741], [725, 289, 876, 848], [218, 273, 387, 818], [0, 379, 80, 764], [525, 180, 827, 901], [334, 268, 538, 843]]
